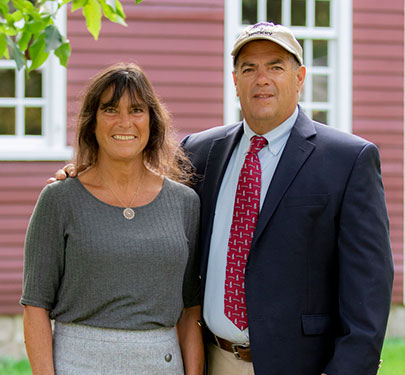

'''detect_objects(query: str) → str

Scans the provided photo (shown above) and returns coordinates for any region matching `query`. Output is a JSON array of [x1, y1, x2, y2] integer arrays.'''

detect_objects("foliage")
[[0, 0, 143, 71]]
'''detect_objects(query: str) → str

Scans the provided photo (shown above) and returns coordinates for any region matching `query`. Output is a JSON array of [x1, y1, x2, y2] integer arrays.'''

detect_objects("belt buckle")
[[231, 342, 250, 360]]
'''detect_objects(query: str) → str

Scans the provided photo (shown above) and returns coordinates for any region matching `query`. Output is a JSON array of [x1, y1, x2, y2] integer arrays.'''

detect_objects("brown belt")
[[207, 330, 252, 362]]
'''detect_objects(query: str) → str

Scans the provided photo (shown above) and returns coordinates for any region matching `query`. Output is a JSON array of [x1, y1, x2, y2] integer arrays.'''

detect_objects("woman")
[[21, 63, 203, 375]]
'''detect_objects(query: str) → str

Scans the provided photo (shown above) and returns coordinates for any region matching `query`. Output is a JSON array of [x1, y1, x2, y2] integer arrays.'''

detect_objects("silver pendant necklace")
[[100, 167, 145, 220]]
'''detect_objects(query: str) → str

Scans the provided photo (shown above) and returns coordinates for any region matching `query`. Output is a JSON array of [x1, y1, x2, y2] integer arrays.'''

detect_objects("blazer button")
[[198, 275, 202, 279], [165, 353, 172, 362]]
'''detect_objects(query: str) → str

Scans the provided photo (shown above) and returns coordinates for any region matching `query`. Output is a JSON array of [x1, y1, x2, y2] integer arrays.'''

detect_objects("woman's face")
[[95, 87, 150, 163]]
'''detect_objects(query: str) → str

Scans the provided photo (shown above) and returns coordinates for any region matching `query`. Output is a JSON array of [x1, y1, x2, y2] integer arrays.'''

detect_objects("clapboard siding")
[[354, 0, 403, 13], [355, 14, 404, 28], [353, 0, 404, 302], [0, 162, 68, 314]]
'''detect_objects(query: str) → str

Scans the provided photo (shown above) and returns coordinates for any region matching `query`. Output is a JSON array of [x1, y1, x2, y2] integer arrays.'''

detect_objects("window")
[[224, 0, 352, 132], [0, 6, 72, 160]]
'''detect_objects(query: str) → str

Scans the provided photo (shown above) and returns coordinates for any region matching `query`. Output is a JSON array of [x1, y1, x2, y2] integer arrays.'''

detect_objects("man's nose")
[[256, 69, 270, 85]]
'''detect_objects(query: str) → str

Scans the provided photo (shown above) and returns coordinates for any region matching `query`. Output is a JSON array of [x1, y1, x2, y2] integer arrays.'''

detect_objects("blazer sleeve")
[[324, 143, 394, 375]]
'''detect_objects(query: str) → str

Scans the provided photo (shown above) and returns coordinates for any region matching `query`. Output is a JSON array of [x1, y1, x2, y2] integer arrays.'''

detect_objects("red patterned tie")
[[224, 136, 268, 330]]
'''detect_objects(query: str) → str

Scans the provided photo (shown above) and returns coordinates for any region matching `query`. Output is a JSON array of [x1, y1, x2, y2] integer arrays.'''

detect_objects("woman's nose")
[[120, 111, 132, 127]]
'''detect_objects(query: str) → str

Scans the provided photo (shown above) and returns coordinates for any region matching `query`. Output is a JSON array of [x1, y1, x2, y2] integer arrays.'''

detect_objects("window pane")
[[0, 107, 15, 135], [313, 40, 328, 66], [25, 70, 42, 97], [312, 110, 328, 124], [0, 70, 15, 97], [242, 0, 257, 24], [267, 0, 282, 24], [25, 107, 42, 135], [315, 0, 330, 27], [291, 0, 306, 26], [313, 75, 328, 102]]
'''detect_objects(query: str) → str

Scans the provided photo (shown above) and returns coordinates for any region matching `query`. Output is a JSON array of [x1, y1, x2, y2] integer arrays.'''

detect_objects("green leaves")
[[0, 0, 143, 72], [83, 0, 102, 40], [114, 0, 125, 19], [76, 0, 128, 40], [44, 25, 63, 51], [99, 0, 126, 27], [54, 41, 71, 67], [0, 34, 9, 58], [7, 35, 25, 70], [28, 30, 49, 71], [11, 0, 41, 20], [17, 30, 32, 51], [71, 0, 87, 12]]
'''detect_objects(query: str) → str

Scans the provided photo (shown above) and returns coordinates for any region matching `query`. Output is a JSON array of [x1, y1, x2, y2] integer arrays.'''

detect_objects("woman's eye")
[[104, 107, 116, 113], [132, 107, 144, 113]]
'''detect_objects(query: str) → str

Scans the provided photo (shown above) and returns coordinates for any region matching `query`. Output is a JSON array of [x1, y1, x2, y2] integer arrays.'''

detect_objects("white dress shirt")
[[203, 107, 298, 343]]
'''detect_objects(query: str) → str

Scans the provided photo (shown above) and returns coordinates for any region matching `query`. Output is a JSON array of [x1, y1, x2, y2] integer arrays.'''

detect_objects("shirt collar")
[[242, 106, 298, 156]]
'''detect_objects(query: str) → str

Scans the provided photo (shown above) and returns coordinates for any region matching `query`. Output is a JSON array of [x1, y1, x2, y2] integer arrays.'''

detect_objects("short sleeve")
[[20, 184, 66, 310]]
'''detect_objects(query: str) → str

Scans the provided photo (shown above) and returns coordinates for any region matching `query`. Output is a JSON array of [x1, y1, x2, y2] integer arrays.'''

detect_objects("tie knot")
[[248, 136, 268, 154]]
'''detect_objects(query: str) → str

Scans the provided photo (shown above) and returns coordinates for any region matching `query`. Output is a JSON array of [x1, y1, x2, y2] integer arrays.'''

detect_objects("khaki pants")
[[207, 343, 255, 375]]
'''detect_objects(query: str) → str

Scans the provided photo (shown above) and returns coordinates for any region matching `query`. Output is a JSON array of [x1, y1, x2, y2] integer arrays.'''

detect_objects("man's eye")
[[242, 68, 253, 74]]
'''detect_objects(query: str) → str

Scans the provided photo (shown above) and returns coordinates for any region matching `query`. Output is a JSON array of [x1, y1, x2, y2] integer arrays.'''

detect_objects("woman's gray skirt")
[[53, 321, 184, 374]]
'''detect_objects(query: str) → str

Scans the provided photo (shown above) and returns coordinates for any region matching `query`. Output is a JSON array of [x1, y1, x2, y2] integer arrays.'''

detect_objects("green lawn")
[[0, 357, 31, 375], [379, 338, 405, 375], [0, 338, 404, 375]]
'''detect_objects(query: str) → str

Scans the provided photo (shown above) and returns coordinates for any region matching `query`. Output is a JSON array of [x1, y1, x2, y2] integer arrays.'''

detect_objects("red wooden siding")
[[0, 162, 67, 314], [0, 0, 224, 314], [353, 0, 404, 303]]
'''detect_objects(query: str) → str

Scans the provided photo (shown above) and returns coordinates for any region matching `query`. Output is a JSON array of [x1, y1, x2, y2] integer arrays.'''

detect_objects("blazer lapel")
[[252, 111, 317, 246]]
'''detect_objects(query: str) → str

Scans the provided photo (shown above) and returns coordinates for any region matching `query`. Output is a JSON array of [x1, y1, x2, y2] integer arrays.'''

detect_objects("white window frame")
[[0, 5, 72, 161], [224, 0, 352, 133]]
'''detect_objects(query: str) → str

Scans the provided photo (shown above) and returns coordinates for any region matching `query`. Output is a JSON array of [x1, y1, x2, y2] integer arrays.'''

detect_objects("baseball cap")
[[231, 22, 303, 65]]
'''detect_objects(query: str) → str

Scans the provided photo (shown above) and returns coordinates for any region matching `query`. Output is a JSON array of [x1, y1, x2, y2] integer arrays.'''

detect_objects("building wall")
[[0, 162, 66, 315], [352, 0, 404, 303]]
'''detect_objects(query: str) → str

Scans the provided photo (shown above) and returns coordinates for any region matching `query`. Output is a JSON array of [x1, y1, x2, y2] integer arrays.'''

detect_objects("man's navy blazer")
[[182, 108, 394, 375]]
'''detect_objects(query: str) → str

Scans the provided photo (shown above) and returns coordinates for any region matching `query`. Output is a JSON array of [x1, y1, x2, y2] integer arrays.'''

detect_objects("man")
[[54, 22, 393, 375], [181, 22, 393, 374]]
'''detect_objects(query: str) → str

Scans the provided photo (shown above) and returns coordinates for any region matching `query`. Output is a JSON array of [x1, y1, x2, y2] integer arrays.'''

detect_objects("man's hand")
[[47, 163, 77, 184]]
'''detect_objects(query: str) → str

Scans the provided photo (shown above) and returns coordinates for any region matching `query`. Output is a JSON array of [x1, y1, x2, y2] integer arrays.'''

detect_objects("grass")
[[0, 338, 404, 375], [0, 357, 31, 375], [379, 338, 405, 375]]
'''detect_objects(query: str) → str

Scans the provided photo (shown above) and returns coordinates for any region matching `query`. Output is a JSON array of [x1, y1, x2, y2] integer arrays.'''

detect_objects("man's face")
[[233, 40, 305, 134]]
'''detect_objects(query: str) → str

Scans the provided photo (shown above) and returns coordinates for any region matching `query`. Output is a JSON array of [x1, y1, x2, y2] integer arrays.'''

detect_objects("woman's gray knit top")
[[20, 177, 201, 330]]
